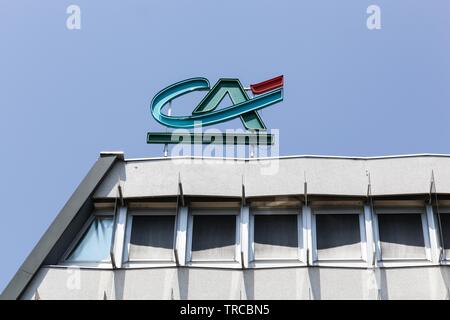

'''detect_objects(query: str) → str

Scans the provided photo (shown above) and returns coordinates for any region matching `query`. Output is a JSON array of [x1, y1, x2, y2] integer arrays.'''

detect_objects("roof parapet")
[[123, 153, 450, 162], [100, 151, 125, 161]]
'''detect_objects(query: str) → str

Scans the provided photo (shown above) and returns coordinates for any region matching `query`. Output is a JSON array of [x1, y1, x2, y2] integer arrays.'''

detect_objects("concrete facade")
[[94, 155, 450, 198], [21, 266, 450, 300], [5, 154, 450, 300]]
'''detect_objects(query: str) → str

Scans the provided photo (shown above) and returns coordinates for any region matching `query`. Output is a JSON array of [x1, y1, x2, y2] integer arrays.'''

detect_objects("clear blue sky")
[[1, 0, 449, 292]]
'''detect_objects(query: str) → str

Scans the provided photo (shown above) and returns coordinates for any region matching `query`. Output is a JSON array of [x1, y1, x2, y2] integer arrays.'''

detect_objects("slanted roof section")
[[1, 154, 120, 300]]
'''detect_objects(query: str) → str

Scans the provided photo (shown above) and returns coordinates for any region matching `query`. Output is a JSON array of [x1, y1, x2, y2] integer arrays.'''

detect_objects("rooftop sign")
[[147, 76, 283, 145]]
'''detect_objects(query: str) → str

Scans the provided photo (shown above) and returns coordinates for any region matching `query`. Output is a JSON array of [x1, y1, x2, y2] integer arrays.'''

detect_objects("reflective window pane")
[[440, 213, 450, 259], [254, 214, 298, 259], [316, 214, 361, 260], [191, 215, 236, 261], [67, 216, 113, 262], [129, 215, 175, 261], [378, 213, 425, 259]]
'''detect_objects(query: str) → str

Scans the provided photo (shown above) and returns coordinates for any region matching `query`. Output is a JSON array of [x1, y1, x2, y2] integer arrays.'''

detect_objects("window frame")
[[311, 207, 368, 267], [249, 207, 305, 268], [60, 209, 114, 268], [122, 208, 178, 268], [432, 206, 450, 264], [373, 206, 432, 267], [186, 207, 241, 268]]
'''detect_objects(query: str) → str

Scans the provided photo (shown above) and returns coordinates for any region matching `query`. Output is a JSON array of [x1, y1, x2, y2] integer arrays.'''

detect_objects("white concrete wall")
[[22, 266, 450, 300], [93, 156, 450, 198]]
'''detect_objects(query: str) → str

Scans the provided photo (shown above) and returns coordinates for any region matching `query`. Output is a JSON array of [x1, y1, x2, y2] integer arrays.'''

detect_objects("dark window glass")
[[254, 214, 298, 259], [437, 213, 450, 259], [129, 215, 175, 260], [378, 213, 425, 259], [191, 215, 236, 260], [316, 214, 361, 260]]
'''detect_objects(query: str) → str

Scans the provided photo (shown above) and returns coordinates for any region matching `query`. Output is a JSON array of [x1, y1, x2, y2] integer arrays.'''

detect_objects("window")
[[435, 208, 450, 261], [312, 207, 366, 263], [66, 214, 113, 263], [316, 214, 362, 260], [188, 208, 239, 262], [440, 213, 450, 260], [251, 208, 300, 260], [125, 209, 176, 262], [375, 208, 428, 261]]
